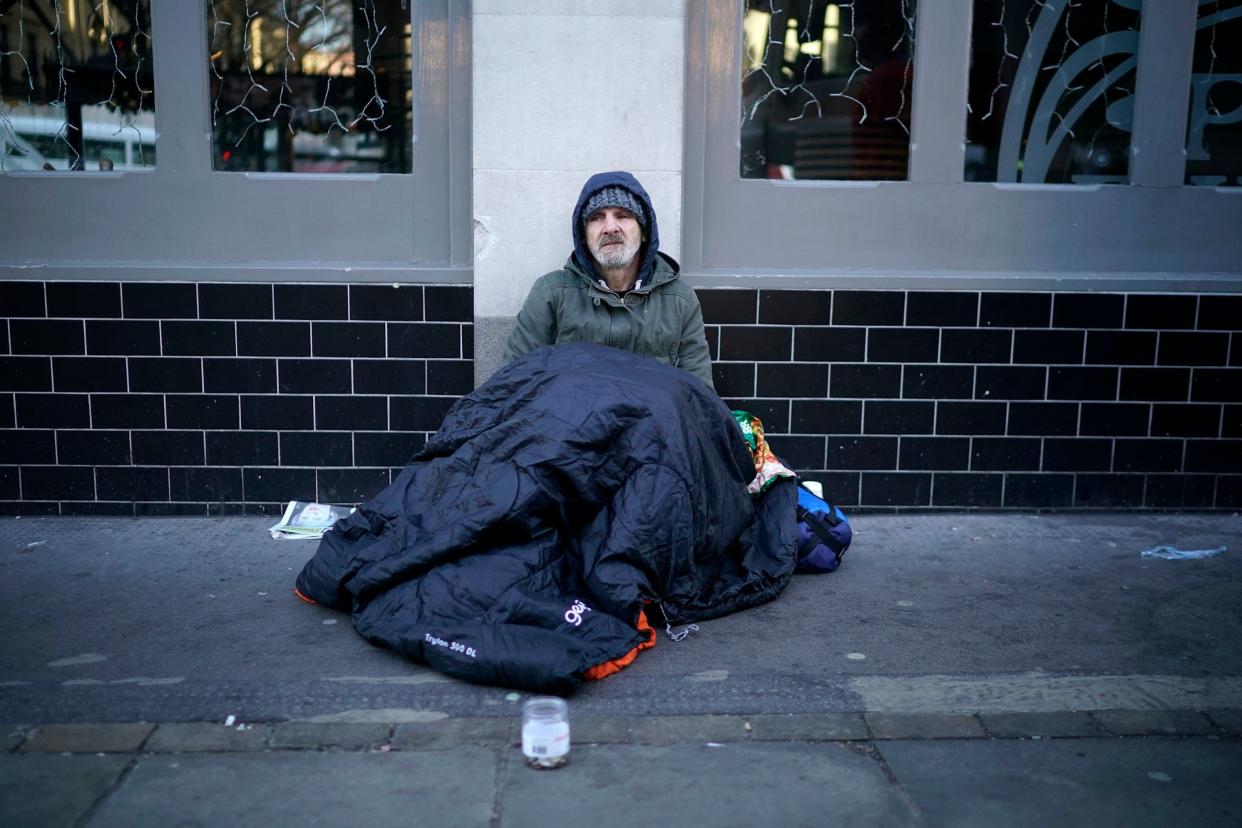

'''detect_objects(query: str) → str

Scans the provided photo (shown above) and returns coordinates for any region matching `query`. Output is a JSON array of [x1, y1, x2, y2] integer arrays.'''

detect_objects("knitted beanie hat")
[[581, 186, 647, 233]]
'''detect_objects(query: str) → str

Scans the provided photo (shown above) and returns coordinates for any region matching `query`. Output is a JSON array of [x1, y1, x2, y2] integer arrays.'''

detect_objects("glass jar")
[[521, 696, 570, 769]]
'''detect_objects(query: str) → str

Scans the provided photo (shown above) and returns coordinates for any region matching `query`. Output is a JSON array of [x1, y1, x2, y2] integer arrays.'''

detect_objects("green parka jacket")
[[502, 253, 714, 390], [502, 171, 714, 390]]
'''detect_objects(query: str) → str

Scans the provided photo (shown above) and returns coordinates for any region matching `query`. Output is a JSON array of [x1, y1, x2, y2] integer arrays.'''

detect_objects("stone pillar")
[[471, 1, 686, 385]]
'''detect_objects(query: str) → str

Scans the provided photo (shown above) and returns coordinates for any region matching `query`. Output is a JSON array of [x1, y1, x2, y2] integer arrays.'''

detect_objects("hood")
[[571, 171, 667, 288]]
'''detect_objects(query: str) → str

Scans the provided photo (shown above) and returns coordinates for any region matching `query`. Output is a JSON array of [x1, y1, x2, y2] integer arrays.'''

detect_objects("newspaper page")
[[268, 501, 356, 540]]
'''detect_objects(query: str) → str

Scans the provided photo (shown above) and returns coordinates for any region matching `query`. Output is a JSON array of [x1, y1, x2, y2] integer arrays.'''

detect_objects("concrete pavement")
[[1, 511, 1240, 825]]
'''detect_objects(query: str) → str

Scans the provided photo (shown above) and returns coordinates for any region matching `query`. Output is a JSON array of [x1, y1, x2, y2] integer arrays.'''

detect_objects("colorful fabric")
[[732, 410, 798, 494]]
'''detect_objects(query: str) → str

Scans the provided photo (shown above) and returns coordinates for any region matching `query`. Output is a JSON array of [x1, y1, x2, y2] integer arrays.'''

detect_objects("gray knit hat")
[[581, 186, 647, 232]]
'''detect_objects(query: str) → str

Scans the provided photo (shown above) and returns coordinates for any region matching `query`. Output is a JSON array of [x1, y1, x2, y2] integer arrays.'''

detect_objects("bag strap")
[[796, 503, 846, 560]]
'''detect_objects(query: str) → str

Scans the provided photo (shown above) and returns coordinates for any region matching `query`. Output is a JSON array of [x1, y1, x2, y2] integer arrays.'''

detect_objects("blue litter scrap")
[[1140, 544, 1228, 560]]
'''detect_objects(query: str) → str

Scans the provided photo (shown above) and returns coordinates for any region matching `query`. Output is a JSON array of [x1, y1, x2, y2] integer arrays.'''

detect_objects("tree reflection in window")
[[1185, 0, 1242, 187], [965, 0, 1142, 184], [0, 0, 155, 173], [207, 0, 411, 174], [740, 0, 917, 181]]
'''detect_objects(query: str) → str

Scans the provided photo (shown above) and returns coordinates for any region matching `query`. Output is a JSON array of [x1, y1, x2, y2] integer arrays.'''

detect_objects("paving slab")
[[1206, 708, 1242, 735], [391, 717, 513, 750], [626, 715, 750, 744], [270, 721, 392, 750], [747, 712, 869, 741], [569, 716, 640, 744], [88, 749, 498, 828], [864, 713, 986, 740], [499, 742, 916, 828], [0, 754, 129, 828], [19, 722, 154, 753], [2, 724, 30, 752], [145, 722, 273, 753], [1091, 709, 1215, 736], [979, 711, 1105, 738], [877, 738, 1242, 828]]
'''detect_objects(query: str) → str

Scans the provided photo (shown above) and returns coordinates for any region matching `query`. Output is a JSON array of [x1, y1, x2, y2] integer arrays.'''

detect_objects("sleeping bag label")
[[425, 633, 477, 659], [564, 600, 592, 626]]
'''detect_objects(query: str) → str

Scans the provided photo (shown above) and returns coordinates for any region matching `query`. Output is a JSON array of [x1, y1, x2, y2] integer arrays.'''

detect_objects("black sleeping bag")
[[295, 343, 798, 694]]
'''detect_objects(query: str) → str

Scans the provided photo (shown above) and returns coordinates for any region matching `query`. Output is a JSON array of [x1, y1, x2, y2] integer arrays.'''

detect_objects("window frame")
[[683, 0, 1242, 292], [0, 0, 471, 284]]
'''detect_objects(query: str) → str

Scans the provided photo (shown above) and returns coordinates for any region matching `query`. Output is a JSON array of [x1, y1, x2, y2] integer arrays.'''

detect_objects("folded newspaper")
[[269, 501, 356, 540]]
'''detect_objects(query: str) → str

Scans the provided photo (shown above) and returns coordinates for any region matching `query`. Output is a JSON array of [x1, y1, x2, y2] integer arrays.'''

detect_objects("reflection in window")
[[1185, 1, 1242, 187], [207, 0, 412, 174], [740, 0, 917, 181], [965, 0, 1141, 184], [0, 1, 156, 172]]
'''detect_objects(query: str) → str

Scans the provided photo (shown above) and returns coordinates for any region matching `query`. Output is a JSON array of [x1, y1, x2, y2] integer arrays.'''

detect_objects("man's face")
[[585, 206, 643, 269]]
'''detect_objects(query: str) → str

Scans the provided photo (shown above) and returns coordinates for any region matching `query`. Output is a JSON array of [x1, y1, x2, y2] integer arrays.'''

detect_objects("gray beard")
[[592, 237, 641, 269]]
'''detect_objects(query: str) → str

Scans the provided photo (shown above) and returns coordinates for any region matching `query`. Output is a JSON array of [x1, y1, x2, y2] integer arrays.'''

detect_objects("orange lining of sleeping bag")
[[293, 587, 319, 605], [583, 608, 657, 680]]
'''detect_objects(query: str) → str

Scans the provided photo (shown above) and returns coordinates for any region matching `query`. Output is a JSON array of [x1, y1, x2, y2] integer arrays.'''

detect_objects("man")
[[502, 171, 714, 389]]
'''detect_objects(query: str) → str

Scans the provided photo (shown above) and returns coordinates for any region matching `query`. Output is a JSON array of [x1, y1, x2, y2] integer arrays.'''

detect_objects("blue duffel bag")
[[795, 483, 852, 573]]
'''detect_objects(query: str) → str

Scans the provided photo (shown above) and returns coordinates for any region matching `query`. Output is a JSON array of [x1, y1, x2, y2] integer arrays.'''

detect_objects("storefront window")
[[740, 0, 917, 181], [207, 0, 412, 173], [1185, 0, 1242, 187], [965, 0, 1141, 184], [0, 0, 156, 172]]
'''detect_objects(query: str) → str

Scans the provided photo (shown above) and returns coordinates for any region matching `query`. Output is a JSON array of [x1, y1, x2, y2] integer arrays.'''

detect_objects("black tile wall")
[[48, 282, 122, 318], [275, 285, 348, 320], [351, 285, 423, 321], [207, 431, 279, 466], [52, 357, 128, 392], [12, 320, 86, 355], [832, 291, 904, 326], [238, 322, 311, 357], [92, 394, 165, 429], [1199, 296, 1242, 330], [354, 359, 426, 395], [906, 292, 978, 327], [86, 320, 161, 355], [868, 328, 939, 363], [241, 395, 313, 431], [389, 323, 463, 358], [757, 363, 827, 397], [5, 282, 1240, 511], [1053, 294, 1124, 329], [901, 365, 973, 399], [980, 293, 1051, 328], [279, 359, 352, 395], [426, 361, 474, 396], [354, 432, 425, 467], [759, 290, 831, 325], [1127, 295, 1196, 330], [167, 394, 240, 430], [316, 396, 387, 431], [59, 430, 132, 465], [1, 357, 53, 391], [312, 322, 386, 358], [390, 396, 456, 431], [132, 431, 205, 466], [1, 281, 47, 316], [206, 358, 278, 394], [317, 468, 390, 503], [129, 358, 203, 393], [123, 283, 197, 319], [794, 327, 865, 362], [198, 284, 273, 320], [699, 289, 757, 324], [281, 432, 353, 467], [162, 322, 236, 357], [424, 286, 473, 322]]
